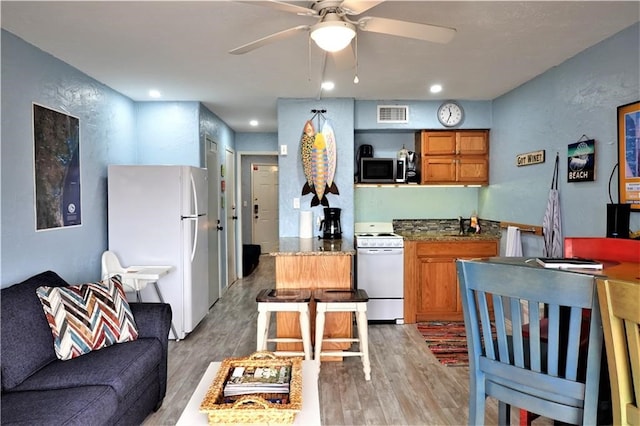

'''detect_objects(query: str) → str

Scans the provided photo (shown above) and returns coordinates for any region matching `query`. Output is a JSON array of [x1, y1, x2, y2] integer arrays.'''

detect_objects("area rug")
[[417, 321, 471, 367]]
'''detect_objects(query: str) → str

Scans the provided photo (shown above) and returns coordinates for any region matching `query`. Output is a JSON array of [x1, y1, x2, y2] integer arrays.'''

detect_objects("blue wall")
[[1, 30, 235, 286], [277, 98, 355, 238], [481, 23, 640, 239], [352, 101, 492, 222], [354, 100, 492, 130], [1, 30, 136, 285], [2, 22, 639, 285]]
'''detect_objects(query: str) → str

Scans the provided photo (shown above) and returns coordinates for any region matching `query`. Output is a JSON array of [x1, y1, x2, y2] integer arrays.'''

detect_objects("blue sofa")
[[1, 271, 172, 425]]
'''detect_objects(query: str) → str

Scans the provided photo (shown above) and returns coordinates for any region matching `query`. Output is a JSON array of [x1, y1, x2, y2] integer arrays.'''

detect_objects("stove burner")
[[358, 233, 374, 237], [377, 233, 394, 237]]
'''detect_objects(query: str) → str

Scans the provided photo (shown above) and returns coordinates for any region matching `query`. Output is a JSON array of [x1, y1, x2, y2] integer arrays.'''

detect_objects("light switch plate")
[[280, 145, 287, 156], [293, 197, 300, 209]]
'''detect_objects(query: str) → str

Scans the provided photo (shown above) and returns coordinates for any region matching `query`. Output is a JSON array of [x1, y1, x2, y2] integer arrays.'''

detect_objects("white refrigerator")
[[107, 165, 209, 340]]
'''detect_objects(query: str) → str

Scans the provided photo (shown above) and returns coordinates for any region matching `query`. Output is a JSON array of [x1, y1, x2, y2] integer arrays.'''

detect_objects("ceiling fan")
[[229, 0, 456, 55]]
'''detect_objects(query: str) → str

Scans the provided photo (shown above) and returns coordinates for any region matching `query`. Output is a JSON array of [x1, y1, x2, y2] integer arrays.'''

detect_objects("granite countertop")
[[269, 237, 355, 256], [396, 230, 501, 242]]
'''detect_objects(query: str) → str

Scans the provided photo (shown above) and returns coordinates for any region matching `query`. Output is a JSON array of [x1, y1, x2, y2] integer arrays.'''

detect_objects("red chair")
[[520, 237, 640, 425], [564, 237, 640, 263]]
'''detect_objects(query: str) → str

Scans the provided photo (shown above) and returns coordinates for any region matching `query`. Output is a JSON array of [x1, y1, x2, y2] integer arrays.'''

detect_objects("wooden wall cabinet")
[[415, 130, 489, 185], [403, 239, 498, 323]]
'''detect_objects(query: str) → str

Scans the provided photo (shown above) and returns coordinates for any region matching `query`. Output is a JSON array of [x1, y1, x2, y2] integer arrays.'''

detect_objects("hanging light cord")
[[353, 34, 359, 84], [608, 163, 619, 203]]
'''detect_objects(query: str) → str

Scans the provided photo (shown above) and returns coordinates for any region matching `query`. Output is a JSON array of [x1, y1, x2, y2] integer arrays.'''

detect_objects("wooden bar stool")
[[255, 288, 313, 360], [314, 288, 371, 381]]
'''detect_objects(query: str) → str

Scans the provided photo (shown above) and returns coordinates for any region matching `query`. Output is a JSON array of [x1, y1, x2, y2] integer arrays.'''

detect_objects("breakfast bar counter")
[[269, 238, 355, 357], [269, 237, 355, 256]]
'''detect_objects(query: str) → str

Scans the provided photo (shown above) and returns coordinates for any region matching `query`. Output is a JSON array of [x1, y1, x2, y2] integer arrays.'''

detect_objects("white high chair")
[[101, 251, 178, 339], [101, 251, 148, 302]]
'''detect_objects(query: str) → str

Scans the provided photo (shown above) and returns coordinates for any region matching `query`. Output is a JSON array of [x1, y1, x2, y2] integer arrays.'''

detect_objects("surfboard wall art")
[[300, 119, 339, 207]]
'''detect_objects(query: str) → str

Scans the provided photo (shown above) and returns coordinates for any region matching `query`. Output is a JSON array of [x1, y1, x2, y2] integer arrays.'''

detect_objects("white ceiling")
[[2, 1, 639, 133]]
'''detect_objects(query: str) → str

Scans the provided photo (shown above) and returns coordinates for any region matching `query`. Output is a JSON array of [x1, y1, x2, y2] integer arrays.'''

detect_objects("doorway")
[[251, 163, 279, 253], [205, 136, 221, 307], [225, 148, 237, 288]]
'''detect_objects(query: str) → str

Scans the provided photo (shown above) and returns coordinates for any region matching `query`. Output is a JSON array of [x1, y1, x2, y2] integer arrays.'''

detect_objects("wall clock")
[[437, 101, 464, 127]]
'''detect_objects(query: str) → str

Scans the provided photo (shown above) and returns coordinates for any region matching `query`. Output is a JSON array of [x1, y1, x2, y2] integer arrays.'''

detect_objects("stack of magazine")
[[223, 365, 291, 397]]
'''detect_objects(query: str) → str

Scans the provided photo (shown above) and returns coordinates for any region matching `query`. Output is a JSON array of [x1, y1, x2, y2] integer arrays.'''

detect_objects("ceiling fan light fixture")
[[310, 21, 356, 52]]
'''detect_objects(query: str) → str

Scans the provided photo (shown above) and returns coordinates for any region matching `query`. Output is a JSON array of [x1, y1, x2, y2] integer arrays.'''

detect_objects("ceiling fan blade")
[[357, 16, 456, 44], [229, 25, 310, 54], [237, 1, 317, 16], [331, 44, 355, 71], [340, 0, 384, 15]]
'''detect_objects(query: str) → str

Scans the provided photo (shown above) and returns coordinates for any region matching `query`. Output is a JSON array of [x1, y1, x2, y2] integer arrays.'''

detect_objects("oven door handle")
[[358, 248, 404, 254]]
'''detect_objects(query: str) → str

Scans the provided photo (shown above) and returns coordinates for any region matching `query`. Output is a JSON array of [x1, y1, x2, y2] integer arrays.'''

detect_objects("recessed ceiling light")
[[249, 120, 259, 127], [430, 84, 442, 94], [149, 89, 161, 98], [321, 81, 335, 91]]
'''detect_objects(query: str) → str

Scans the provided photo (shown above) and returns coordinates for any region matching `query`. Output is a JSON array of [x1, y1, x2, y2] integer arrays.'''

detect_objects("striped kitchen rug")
[[416, 321, 472, 367]]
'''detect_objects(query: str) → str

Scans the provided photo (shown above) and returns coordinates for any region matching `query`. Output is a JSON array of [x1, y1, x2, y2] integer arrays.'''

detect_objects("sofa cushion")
[[1, 385, 118, 426], [1, 271, 69, 391], [12, 338, 162, 403], [36, 275, 139, 360]]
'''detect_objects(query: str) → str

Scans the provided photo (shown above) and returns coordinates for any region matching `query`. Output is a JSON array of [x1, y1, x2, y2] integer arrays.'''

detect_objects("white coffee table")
[[176, 360, 321, 425]]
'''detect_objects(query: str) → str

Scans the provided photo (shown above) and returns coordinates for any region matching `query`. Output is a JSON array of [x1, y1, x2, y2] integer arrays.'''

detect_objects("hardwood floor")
[[143, 255, 508, 425]]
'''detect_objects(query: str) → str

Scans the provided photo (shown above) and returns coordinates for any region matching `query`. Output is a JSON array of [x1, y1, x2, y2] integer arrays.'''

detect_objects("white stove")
[[354, 222, 404, 248], [354, 222, 404, 323]]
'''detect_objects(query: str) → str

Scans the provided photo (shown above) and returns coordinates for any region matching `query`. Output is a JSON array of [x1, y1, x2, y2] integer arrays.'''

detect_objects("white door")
[[225, 148, 237, 288], [252, 164, 279, 253], [206, 137, 221, 307]]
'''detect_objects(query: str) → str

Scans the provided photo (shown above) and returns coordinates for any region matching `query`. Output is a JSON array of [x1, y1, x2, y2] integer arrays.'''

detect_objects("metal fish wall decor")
[[300, 117, 339, 207]]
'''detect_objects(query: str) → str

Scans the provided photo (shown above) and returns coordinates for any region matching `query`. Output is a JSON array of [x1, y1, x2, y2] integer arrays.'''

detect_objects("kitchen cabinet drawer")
[[421, 157, 457, 182], [457, 131, 489, 155], [416, 241, 499, 257], [418, 131, 457, 155], [457, 157, 488, 182]]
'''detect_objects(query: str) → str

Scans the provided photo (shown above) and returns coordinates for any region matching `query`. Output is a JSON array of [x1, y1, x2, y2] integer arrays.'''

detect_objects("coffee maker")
[[319, 207, 342, 239], [355, 145, 373, 183], [406, 151, 418, 183]]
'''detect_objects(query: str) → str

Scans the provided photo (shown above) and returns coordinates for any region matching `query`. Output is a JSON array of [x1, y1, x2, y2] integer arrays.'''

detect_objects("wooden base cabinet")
[[404, 240, 498, 323]]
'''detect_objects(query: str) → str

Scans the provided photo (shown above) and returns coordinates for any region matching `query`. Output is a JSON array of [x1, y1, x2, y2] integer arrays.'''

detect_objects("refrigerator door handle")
[[186, 217, 198, 262], [190, 173, 199, 217]]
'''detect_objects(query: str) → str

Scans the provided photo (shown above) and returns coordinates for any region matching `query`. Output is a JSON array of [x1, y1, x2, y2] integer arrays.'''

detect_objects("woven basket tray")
[[200, 352, 302, 424]]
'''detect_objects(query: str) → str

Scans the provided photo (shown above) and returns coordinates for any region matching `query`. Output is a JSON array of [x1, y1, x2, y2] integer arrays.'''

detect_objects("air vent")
[[377, 105, 409, 123]]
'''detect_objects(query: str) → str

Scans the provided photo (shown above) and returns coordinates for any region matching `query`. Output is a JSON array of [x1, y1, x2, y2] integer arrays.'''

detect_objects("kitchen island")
[[269, 237, 355, 357]]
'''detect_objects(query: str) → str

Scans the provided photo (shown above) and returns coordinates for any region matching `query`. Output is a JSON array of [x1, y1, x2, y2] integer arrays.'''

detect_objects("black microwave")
[[360, 158, 406, 183]]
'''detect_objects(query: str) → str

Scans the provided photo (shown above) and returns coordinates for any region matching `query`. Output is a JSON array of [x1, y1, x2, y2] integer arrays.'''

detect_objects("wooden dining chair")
[[456, 259, 604, 425], [596, 277, 640, 426], [520, 236, 639, 424]]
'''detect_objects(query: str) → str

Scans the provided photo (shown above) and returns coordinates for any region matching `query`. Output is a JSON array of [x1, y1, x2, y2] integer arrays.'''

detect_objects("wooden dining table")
[[479, 256, 640, 283]]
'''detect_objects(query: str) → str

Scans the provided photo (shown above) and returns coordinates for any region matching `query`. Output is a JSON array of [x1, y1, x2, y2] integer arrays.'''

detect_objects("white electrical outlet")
[[280, 145, 287, 156], [293, 198, 300, 209]]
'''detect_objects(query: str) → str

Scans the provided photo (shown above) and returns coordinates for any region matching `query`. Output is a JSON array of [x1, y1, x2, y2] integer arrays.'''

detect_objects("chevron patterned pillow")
[[36, 275, 139, 360]]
